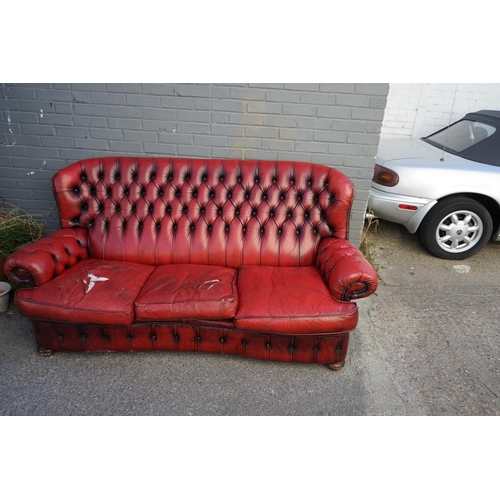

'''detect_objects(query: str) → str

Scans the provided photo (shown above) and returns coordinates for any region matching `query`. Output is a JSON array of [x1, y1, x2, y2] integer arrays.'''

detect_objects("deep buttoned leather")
[[4, 228, 89, 286], [4, 157, 379, 366], [52, 157, 354, 268]]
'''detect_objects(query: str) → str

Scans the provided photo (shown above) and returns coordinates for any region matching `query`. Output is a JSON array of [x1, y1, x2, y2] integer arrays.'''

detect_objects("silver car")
[[368, 110, 500, 259]]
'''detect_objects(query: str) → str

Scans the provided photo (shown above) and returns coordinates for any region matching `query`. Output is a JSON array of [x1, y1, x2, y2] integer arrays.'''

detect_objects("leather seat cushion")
[[234, 266, 358, 334], [15, 259, 155, 324], [135, 264, 238, 321]]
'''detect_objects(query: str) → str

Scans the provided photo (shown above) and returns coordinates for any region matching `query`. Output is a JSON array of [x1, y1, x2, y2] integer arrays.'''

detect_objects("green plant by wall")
[[0, 202, 44, 258]]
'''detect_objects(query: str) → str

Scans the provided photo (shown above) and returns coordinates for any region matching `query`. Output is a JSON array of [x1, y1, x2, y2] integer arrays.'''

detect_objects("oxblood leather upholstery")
[[15, 259, 154, 324], [234, 266, 358, 333], [4, 157, 378, 369], [135, 264, 238, 321]]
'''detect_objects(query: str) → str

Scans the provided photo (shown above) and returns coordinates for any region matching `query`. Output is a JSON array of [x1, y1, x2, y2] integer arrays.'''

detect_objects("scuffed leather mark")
[[195, 279, 221, 291], [83, 273, 109, 294]]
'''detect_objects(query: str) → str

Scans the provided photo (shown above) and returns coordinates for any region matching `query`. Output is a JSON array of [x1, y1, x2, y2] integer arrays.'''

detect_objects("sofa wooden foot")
[[327, 361, 345, 371], [37, 347, 54, 357]]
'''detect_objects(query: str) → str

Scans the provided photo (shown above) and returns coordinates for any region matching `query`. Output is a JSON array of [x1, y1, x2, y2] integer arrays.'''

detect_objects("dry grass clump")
[[0, 202, 44, 257], [360, 211, 379, 266]]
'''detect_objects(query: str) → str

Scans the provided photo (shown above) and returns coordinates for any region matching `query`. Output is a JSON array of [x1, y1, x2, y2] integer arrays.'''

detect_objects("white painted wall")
[[381, 83, 500, 139]]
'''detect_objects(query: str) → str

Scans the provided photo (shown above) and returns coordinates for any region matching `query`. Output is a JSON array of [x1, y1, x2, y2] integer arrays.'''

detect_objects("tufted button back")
[[51, 157, 354, 268]]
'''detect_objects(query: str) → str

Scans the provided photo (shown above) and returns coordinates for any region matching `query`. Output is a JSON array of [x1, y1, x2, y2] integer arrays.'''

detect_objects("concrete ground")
[[1, 219, 499, 415]]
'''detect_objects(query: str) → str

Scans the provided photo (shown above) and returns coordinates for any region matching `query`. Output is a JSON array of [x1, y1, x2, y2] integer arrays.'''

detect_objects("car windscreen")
[[422, 119, 500, 165], [423, 119, 496, 153]]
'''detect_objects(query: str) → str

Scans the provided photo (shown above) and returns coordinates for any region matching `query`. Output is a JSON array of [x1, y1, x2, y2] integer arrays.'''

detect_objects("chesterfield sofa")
[[4, 157, 378, 370]]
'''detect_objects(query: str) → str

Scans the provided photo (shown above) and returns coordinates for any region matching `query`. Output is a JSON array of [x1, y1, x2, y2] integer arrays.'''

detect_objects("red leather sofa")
[[4, 157, 378, 370]]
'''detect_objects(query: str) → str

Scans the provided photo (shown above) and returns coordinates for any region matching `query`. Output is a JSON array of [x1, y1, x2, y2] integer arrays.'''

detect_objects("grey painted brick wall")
[[0, 83, 389, 246]]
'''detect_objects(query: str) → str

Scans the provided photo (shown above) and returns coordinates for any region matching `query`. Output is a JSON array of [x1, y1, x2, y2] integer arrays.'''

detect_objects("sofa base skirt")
[[30, 320, 350, 366]]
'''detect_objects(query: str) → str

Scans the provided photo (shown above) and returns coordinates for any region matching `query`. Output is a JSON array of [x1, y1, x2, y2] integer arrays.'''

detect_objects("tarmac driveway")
[[0, 219, 499, 415], [363, 219, 500, 416]]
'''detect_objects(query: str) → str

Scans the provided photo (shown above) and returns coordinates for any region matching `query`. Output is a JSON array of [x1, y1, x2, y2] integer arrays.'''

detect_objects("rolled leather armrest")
[[4, 228, 89, 287], [316, 237, 378, 301]]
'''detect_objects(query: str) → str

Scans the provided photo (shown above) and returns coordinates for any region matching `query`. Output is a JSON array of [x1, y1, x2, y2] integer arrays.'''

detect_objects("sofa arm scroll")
[[316, 238, 378, 301], [4, 228, 89, 287]]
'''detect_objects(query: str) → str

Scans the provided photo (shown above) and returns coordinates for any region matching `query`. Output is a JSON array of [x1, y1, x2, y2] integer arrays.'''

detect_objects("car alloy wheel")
[[435, 209, 483, 252], [420, 197, 493, 259]]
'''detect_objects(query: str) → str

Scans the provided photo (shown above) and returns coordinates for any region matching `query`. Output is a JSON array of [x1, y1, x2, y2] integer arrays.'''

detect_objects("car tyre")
[[420, 197, 493, 260]]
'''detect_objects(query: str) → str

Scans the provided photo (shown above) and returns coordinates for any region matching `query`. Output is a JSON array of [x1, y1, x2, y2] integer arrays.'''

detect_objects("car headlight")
[[373, 164, 399, 187]]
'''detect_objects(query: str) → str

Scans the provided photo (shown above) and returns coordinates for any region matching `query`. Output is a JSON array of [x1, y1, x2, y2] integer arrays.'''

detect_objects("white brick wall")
[[381, 83, 500, 139]]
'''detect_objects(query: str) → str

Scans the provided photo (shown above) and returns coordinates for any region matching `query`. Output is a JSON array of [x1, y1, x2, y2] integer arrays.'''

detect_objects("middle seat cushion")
[[135, 264, 238, 321]]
